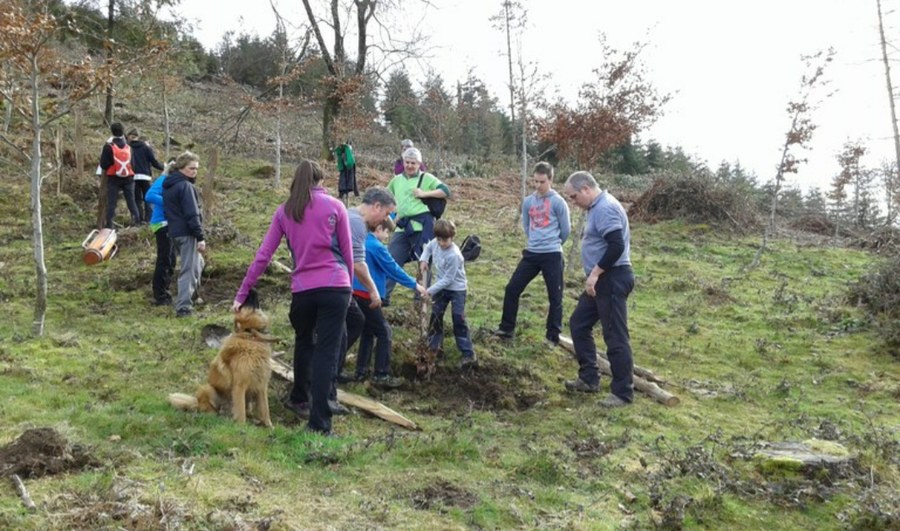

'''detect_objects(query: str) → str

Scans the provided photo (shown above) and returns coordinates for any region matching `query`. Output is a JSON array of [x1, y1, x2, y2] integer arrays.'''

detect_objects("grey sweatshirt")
[[420, 239, 468, 295], [522, 189, 571, 253]]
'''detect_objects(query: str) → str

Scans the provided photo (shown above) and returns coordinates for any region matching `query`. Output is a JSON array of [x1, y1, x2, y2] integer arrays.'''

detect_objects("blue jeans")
[[499, 250, 564, 342], [568, 266, 635, 401], [428, 290, 475, 359]]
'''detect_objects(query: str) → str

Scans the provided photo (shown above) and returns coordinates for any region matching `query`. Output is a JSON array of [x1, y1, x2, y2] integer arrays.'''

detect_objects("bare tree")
[[298, 0, 424, 156], [749, 49, 834, 270], [0, 1, 113, 335], [490, 2, 527, 153], [877, 0, 900, 191]]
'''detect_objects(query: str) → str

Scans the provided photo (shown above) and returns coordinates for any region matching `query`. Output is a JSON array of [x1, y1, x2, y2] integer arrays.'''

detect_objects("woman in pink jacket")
[[233, 160, 353, 435]]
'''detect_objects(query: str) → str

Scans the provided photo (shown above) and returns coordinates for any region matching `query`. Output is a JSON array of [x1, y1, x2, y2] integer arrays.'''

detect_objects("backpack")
[[460, 234, 481, 262], [106, 142, 133, 177], [416, 173, 447, 219]]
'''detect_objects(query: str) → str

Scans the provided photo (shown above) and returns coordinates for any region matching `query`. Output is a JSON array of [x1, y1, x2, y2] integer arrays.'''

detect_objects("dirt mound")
[[0, 428, 99, 479], [399, 356, 545, 414], [410, 479, 478, 511]]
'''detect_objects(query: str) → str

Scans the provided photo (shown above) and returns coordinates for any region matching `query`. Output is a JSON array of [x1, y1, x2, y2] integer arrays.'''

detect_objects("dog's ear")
[[241, 288, 260, 310]]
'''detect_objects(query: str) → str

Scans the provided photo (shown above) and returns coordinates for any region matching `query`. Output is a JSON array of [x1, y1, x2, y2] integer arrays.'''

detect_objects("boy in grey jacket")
[[419, 219, 477, 368], [494, 162, 571, 344]]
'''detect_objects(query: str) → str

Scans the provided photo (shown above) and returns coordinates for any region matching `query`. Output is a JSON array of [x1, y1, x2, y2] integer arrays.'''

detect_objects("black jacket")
[[162, 170, 204, 241], [128, 140, 164, 176]]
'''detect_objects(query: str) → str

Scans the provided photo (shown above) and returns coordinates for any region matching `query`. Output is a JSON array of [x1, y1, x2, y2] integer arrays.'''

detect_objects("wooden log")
[[11, 474, 36, 511], [269, 359, 420, 431], [558, 336, 680, 407]]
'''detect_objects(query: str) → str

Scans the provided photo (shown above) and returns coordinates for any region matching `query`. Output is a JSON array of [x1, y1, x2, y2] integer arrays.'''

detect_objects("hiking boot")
[[328, 400, 350, 415], [459, 356, 479, 370], [599, 394, 630, 408], [175, 308, 193, 318], [491, 329, 514, 340], [153, 297, 172, 306], [564, 378, 599, 393], [337, 371, 368, 384], [282, 399, 310, 419], [371, 374, 404, 390]]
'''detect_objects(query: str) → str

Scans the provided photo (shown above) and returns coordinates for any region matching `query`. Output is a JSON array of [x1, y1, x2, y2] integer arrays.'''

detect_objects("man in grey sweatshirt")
[[494, 162, 571, 344]]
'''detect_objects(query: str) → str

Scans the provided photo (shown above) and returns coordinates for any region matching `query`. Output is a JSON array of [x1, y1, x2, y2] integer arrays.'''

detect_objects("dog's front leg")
[[231, 383, 248, 423], [257, 388, 273, 428]]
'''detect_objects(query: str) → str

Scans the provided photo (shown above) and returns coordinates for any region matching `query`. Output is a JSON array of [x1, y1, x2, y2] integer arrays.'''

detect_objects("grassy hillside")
[[0, 158, 897, 529]]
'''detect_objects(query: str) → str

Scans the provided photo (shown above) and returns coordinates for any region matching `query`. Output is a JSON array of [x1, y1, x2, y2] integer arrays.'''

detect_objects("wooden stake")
[[11, 474, 36, 511], [558, 335, 680, 407]]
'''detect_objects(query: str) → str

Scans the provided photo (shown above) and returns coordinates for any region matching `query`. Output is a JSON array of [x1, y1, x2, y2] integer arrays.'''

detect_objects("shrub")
[[848, 256, 900, 358], [629, 174, 759, 231]]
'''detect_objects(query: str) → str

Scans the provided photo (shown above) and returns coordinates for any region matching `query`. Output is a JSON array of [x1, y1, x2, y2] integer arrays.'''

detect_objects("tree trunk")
[[74, 106, 83, 179], [202, 147, 218, 222], [274, 80, 283, 188], [566, 214, 584, 275], [503, 1, 517, 155], [54, 126, 61, 195], [103, 0, 114, 126], [322, 95, 340, 158], [877, 0, 900, 203], [30, 62, 47, 337], [163, 81, 171, 160]]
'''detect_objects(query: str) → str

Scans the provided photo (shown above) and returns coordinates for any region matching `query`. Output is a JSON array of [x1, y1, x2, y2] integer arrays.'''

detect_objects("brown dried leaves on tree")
[[536, 37, 670, 169]]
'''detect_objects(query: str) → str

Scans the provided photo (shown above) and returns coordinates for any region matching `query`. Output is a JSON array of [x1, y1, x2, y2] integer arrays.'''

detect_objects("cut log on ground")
[[269, 359, 420, 431], [557, 336, 680, 407]]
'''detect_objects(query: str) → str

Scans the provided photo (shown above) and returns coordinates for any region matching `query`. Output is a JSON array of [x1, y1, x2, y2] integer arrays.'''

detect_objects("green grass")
[[0, 164, 896, 530]]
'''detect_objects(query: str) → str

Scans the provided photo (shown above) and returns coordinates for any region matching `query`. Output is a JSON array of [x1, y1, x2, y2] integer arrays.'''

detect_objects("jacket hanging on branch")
[[336, 143, 357, 197]]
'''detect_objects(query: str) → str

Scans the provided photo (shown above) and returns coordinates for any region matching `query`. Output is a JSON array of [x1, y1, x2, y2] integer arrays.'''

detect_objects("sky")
[[173, 0, 897, 193]]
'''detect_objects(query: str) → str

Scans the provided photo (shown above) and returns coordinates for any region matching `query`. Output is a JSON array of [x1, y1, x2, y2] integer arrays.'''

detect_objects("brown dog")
[[168, 307, 276, 427]]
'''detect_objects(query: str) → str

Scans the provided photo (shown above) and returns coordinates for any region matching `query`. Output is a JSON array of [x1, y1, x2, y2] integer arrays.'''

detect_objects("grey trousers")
[[173, 236, 204, 313]]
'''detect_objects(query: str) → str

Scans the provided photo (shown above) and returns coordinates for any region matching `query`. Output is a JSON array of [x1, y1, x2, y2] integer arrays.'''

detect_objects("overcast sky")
[[174, 0, 895, 193]]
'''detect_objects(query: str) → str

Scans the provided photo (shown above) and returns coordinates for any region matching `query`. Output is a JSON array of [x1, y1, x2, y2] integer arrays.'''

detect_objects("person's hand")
[[419, 262, 428, 275], [413, 188, 426, 198], [585, 268, 602, 297], [231, 300, 242, 312], [415, 284, 427, 297], [197, 241, 207, 253], [369, 293, 383, 309]]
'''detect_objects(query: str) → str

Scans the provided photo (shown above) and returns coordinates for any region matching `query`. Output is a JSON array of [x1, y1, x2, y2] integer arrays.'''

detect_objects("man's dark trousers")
[[568, 266, 635, 401], [499, 250, 564, 342], [331, 297, 365, 400], [105, 176, 140, 228]]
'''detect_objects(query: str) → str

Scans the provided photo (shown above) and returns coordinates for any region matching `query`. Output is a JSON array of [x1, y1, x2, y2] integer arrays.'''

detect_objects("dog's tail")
[[168, 393, 199, 411]]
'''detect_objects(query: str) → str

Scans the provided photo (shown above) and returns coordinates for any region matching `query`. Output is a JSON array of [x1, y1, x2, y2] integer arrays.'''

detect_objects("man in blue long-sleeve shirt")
[[493, 162, 570, 345], [563, 171, 635, 408]]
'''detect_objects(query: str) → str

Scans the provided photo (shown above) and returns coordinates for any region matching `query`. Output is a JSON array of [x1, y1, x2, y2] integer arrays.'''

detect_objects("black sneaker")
[[282, 399, 310, 419], [371, 374, 404, 389], [328, 400, 350, 415], [336, 371, 368, 384], [175, 308, 193, 318], [599, 394, 630, 408], [564, 378, 599, 393], [459, 356, 479, 370], [491, 329, 514, 340], [153, 298, 172, 306]]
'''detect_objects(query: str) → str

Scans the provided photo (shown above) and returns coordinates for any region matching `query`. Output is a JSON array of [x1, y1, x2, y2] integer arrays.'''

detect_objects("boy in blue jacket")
[[350, 217, 427, 387], [145, 162, 176, 306]]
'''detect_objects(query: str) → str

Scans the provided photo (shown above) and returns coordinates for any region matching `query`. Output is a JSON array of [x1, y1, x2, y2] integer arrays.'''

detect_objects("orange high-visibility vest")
[[106, 142, 133, 177]]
